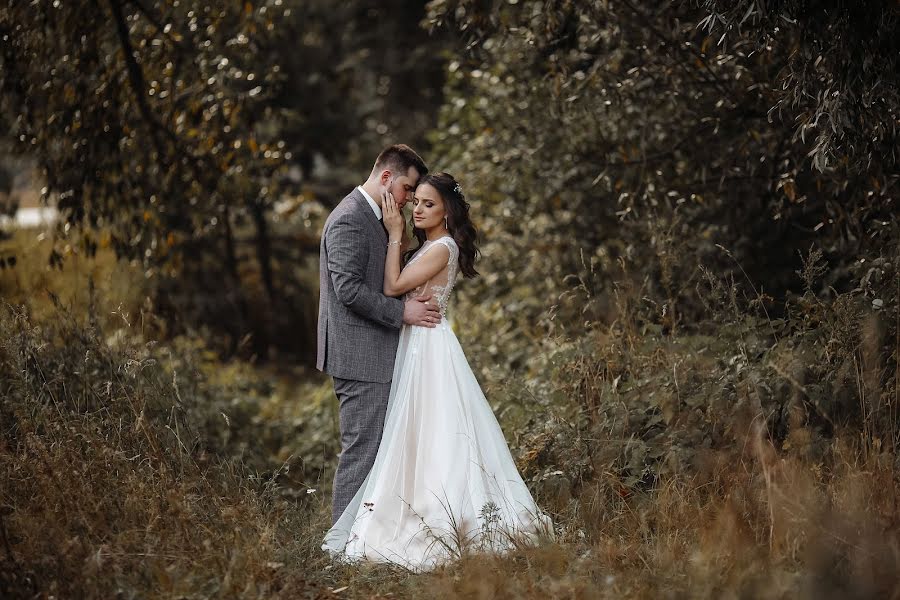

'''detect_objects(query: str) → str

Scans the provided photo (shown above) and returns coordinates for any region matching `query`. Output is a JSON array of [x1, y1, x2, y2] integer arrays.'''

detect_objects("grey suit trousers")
[[331, 377, 392, 524]]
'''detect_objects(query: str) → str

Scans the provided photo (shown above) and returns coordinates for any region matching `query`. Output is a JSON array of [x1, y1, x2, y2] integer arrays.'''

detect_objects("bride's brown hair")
[[405, 172, 480, 278]]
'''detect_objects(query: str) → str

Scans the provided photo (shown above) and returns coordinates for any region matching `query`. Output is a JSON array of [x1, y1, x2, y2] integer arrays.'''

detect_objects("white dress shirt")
[[357, 186, 382, 221]]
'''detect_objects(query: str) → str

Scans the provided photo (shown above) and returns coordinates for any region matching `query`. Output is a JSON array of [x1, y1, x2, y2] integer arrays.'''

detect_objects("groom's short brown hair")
[[373, 144, 428, 178]]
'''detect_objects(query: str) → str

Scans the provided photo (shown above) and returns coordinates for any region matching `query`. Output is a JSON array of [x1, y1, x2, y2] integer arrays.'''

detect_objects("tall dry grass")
[[0, 286, 326, 598], [1, 225, 899, 598]]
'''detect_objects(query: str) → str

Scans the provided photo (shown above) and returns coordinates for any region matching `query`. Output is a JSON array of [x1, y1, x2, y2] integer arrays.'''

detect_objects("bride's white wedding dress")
[[322, 235, 551, 572]]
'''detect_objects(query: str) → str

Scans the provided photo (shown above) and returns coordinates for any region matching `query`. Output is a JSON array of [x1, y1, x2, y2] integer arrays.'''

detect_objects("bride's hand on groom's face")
[[382, 190, 404, 239], [402, 293, 441, 328]]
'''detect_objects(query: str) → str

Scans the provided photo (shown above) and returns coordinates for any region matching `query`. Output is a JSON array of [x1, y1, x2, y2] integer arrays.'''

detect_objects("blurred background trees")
[[0, 0, 447, 360]]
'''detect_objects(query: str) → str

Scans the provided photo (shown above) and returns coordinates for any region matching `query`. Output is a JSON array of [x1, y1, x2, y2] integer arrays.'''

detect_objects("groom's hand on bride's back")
[[403, 294, 441, 328]]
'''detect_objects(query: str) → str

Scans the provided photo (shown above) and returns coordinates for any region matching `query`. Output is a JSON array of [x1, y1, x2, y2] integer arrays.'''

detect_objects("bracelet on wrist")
[[387, 240, 401, 247]]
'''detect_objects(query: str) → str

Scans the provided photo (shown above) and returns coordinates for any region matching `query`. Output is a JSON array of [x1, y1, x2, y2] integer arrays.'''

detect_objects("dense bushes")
[[424, 0, 897, 378]]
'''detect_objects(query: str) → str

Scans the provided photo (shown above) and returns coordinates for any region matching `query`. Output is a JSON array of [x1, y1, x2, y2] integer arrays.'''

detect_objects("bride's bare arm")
[[382, 189, 450, 297], [384, 243, 449, 297]]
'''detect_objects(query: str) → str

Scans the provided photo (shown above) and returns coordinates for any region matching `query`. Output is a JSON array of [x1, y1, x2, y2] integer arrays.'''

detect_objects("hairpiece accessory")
[[453, 182, 462, 194]]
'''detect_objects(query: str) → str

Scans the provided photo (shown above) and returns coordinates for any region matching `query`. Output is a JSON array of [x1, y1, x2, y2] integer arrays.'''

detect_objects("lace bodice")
[[403, 236, 460, 315]]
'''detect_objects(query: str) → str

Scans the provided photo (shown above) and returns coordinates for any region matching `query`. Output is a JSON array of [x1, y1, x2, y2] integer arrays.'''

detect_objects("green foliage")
[[0, 0, 449, 361], [0, 0, 296, 358], [424, 0, 898, 385], [0, 0, 285, 262], [697, 0, 899, 173]]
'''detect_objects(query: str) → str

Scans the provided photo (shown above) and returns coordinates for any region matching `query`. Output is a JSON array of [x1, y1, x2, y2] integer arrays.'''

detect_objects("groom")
[[317, 144, 442, 524]]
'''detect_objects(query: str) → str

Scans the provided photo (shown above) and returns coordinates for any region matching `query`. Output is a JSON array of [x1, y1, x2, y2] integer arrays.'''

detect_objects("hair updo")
[[406, 172, 479, 278]]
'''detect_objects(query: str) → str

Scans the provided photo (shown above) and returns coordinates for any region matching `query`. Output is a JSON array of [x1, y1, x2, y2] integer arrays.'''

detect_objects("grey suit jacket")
[[316, 188, 405, 383]]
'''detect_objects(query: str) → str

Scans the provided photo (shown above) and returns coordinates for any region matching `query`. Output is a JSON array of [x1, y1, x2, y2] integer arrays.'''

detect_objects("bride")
[[322, 172, 551, 571]]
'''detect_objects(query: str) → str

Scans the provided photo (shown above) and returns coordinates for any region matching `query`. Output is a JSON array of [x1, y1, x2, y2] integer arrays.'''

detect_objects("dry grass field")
[[1, 225, 897, 599]]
